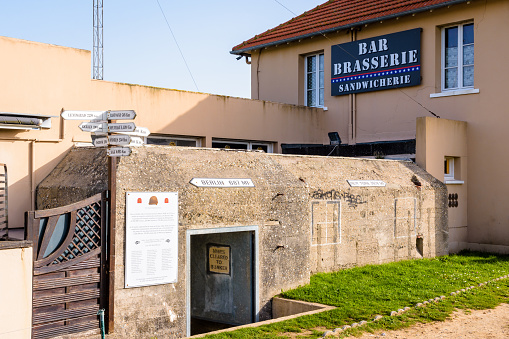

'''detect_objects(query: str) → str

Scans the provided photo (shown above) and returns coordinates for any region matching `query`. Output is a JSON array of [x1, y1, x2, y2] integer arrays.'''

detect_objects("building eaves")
[[231, 0, 471, 55]]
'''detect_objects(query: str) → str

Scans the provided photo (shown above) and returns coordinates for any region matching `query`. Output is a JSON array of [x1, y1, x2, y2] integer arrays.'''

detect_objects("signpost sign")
[[79, 122, 107, 133], [107, 147, 132, 157], [61, 110, 107, 120], [107, 122, 136, 133], [93, 137, 108, 147], [107, 110, 136, 120], [108, 134, 131, 146], [124, 126, 150, 137]]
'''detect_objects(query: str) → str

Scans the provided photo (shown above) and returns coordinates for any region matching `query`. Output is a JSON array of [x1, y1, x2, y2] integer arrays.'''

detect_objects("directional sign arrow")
[[107, 147, 132, 157], [108, 122, 136, 133], [108, 134, 131, 146], [129, 136, 145, 147], [61, 110, 107, 120], [123, 126, 150, 137], [107, 110, 137, 120], [93, 137, 108, 147], [79, 122, 107, 133]]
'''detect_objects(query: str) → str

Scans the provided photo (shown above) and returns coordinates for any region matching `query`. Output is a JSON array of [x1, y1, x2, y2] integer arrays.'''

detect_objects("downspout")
[[256, 49, 262, 100]]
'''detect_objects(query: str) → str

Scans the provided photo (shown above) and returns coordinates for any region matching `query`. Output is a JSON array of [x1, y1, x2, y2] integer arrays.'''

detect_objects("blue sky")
[[0, 0, 325, 98]]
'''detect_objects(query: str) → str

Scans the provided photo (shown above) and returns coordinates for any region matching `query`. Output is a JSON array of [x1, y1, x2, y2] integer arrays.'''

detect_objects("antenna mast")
[[93, 0, 104, 80]]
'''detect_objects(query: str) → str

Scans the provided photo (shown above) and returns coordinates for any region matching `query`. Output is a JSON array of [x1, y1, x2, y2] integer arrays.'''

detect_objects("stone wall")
[[36, 146, 447, 338]]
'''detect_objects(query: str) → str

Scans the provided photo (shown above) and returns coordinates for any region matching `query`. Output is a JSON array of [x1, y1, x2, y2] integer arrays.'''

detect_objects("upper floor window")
[[305, 53, 324, 107], [442, 23, 474, 91]]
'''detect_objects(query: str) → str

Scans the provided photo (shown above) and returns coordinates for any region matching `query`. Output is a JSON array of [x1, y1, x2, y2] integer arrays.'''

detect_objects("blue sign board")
[[331, 28, 421, 96]]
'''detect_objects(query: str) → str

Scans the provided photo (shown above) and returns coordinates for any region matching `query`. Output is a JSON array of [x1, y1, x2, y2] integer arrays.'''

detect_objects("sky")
[[0, 0, 325, 99]]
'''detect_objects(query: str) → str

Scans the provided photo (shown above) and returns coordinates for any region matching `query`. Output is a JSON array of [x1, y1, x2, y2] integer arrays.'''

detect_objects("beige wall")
[[416, 117, 468, 253], [0, 243, 32, 339], [250, 0, 509, 251], [0, 36, 327, 230]]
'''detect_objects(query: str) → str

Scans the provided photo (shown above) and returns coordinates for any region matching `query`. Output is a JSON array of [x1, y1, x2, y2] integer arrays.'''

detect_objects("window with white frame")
[[444, 157, 455, 181], [305, 53, 324, 107], [442, 22, 474, 91], [146, 135, 201, 147], [444, 156, 464, 184], [212, 139, 273, 153]]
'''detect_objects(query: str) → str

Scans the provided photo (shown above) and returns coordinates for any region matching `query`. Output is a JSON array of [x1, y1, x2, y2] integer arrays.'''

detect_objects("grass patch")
[[202, 251, 509, 338]]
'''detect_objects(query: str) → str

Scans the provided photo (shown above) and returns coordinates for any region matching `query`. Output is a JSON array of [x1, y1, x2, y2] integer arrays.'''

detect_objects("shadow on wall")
[[401, 161, 448, 257]]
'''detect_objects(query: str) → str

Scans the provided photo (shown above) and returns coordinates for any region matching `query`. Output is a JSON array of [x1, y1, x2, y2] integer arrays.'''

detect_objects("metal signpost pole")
[[61, 109, 146, 334], [107, 116, 116, 333]]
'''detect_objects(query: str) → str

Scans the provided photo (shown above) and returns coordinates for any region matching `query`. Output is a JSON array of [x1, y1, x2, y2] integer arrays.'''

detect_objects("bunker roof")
[[231, 0, 470, 55]]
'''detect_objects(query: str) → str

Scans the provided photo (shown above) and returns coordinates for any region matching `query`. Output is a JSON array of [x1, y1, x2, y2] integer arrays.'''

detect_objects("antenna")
[[93, 0, 104, 80]]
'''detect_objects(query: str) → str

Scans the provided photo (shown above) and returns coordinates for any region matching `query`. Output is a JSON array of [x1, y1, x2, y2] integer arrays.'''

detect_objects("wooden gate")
[[25, 192, 108, 339]]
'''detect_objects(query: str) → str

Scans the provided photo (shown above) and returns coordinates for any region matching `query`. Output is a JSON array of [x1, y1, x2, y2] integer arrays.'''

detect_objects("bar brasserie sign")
[[331, 28, 421, 95]]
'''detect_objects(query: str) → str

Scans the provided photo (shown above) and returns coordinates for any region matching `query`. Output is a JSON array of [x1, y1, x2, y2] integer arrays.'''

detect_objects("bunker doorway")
[[187, 226, 259, 336]]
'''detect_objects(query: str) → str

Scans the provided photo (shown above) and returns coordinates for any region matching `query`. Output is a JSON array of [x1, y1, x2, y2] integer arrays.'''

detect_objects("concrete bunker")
[[37, 146, 447, 338]]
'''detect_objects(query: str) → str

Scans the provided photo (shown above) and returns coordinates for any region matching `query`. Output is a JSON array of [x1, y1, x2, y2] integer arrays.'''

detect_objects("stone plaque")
[[208, 244, 231, 275]]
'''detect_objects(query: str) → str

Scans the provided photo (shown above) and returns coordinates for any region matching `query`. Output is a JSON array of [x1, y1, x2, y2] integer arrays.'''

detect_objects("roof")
[[231, 0, 470, 54]]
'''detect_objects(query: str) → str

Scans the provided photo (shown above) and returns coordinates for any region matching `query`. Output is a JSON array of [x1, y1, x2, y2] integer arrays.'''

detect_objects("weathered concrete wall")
[[278, 155, 448, 273], [37, 147, 107, 210], [36, 146, 447, 338], [0, 242, 32, 339]]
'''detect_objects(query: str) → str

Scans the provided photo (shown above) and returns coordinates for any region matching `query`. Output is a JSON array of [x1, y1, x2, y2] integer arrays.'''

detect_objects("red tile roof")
[[231, 0, 469, 54]]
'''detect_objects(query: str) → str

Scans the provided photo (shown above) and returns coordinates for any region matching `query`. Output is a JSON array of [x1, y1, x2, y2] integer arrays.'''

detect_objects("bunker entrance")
[[189, 229, 257, 336]]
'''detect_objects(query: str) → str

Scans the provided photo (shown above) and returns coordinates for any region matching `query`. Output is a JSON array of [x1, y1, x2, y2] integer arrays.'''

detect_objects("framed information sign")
[[207, 244, 231, 275], [125, 192, 178, 288]]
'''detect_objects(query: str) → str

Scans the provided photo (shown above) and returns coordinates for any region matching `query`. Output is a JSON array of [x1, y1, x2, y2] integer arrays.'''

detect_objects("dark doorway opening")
[[189, 230, 256, 336]]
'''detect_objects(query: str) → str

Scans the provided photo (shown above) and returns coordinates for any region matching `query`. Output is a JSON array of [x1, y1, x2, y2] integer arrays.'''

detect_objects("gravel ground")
[[346, 303, 509, 339]]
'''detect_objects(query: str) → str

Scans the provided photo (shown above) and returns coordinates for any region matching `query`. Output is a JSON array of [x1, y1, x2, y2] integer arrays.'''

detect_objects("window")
[[444, 156, 464, 184], [305, 53, 324, 107], [146, 135, 201, 147], [212, 139, 273, 153], [442, 23, 474, 91], [444, 157, 455, 181]]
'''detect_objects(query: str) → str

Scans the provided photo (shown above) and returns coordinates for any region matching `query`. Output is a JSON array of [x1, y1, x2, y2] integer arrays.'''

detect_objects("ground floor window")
[[212, 139, 273, 153], [146, 135, 201, 147]]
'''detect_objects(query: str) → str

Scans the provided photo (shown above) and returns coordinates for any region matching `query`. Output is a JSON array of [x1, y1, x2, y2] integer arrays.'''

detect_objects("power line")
[[273, 0, 297, 16], [155, 0, 199, 92]]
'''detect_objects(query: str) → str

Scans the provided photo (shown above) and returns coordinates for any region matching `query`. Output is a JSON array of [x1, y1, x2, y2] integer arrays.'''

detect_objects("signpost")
[[62, 110, 149, 155]]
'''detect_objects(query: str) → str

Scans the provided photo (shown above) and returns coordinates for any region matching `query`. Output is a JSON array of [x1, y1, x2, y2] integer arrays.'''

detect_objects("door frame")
[[186, 225, 259, 337]]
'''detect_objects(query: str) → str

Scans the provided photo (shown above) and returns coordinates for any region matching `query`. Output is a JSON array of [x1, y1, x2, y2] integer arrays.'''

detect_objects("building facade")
[[232, 0, 509, 253], [0, 35, 328, 236]]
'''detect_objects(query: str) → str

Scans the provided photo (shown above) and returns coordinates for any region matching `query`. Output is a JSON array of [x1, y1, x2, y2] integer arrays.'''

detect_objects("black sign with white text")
[[331, 28, 421, 96]]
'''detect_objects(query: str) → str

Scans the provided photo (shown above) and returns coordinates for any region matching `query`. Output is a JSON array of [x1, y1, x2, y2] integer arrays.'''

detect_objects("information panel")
[[125, 192, 178, 288]]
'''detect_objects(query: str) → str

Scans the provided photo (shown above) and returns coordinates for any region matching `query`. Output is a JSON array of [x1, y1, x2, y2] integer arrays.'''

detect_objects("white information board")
[[125, 192, 178, 288]]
